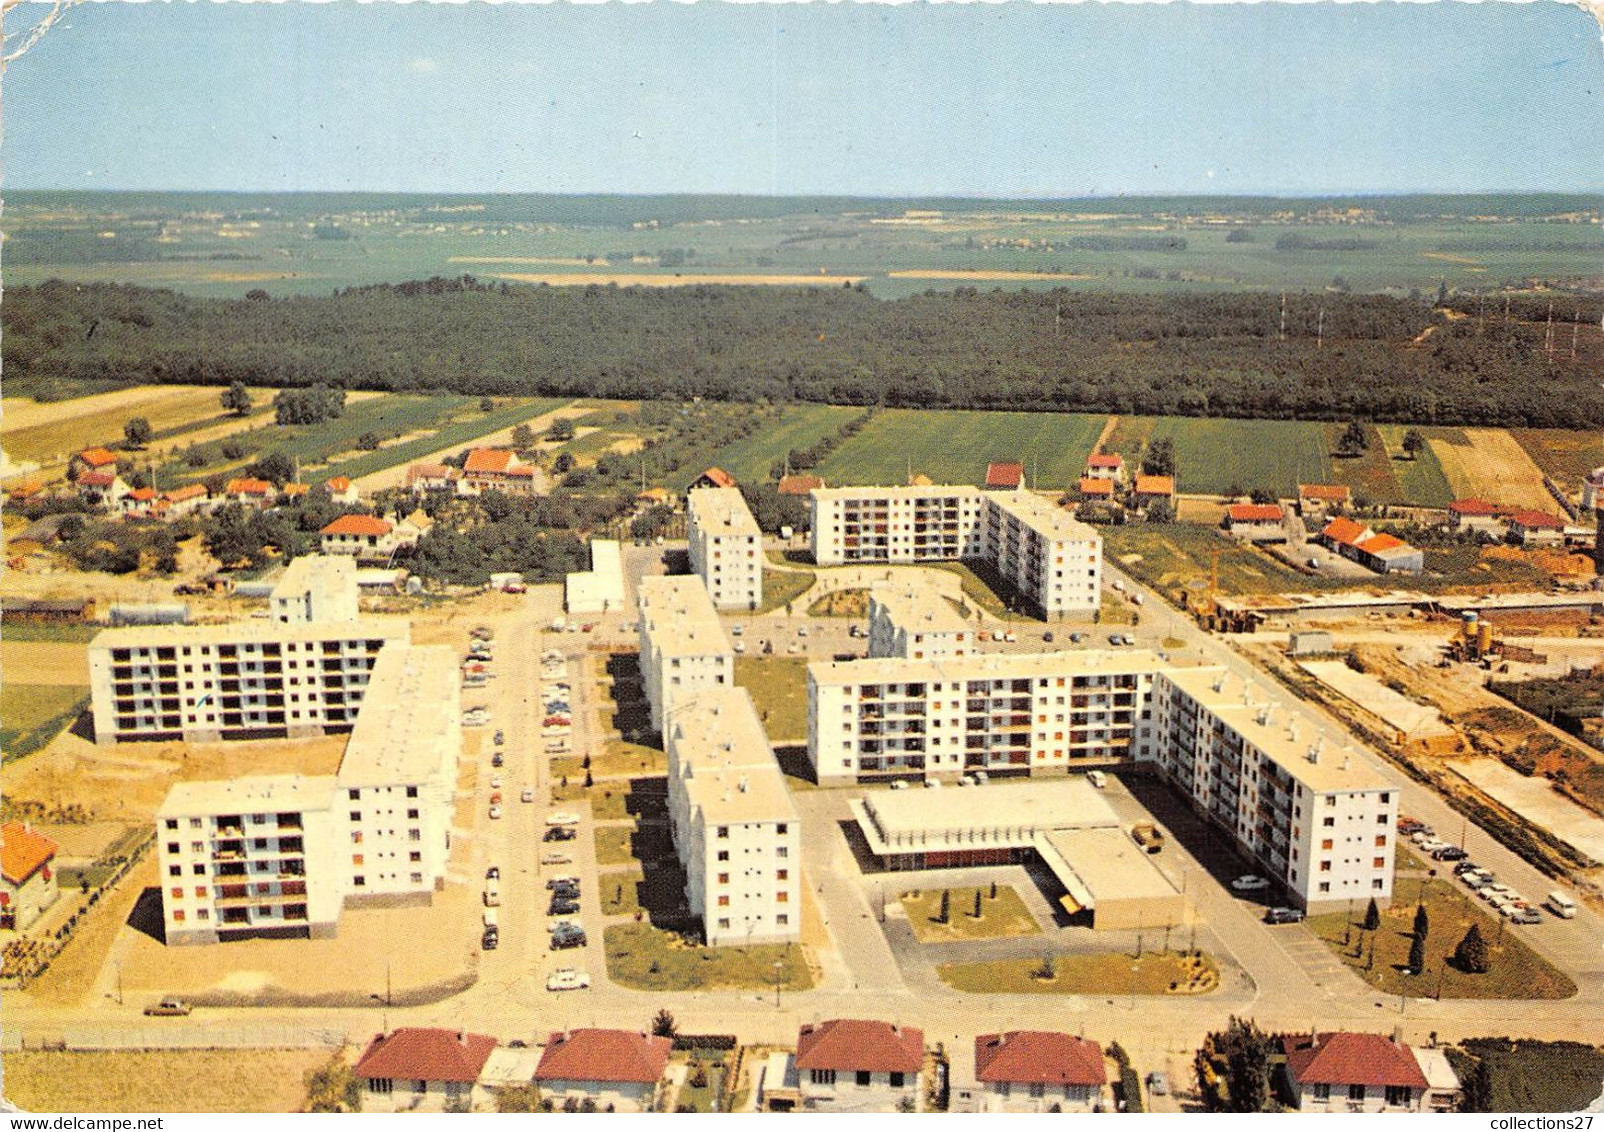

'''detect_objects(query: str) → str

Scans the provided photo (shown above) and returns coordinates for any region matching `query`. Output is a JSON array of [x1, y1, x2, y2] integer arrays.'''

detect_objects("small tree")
[[1146, 497, 1176, 523], [972, 889, 983, 919], [1032, 953, 1056, 980], [1412, 903, 1430, 941], [221, 380, 253, 417], [1454, 924, 1491, 974], [1363, 898, 1381, 932], [550, 419, 576, 443], [123, 417, 153, 450], [1407, 932, 1427, 976], [989, 880, 998, 900], [304, 1052, 362, 1112], [1337, 421, 1369, 456], [937, 888, 951, 925], [1459, 1059, 1493, 1112], [1401, 428, 1426, 460], [511, 423, 535, 449], [651, 1008, 677, 1038], [480, 396, 496, 413]]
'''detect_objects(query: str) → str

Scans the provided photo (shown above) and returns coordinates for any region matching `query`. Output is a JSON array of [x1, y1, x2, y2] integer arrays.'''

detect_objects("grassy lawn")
[[815, 408, 1107, 489], [900, 885, 1040, 943], [0, 622, 101, 643], [604, 923, 814, 992], [593, 825, 638, 867], [918, 560, 1013, 620], [0, 1048, 333, 1113], [1133, 416, 1331, 497], [550, 781, 632, 820], [735, 656, 810, 740], [758, 567, 815, 615], [1306, 877, 1576, 1000], [939, 950, 1218, 996], [557, 743, 667, 780], [671, 1052, 729, 1114], [809, 589, 867, 617], [1447, 1039, 1604, 1112], [1, 684, 89, 756], [600, 867, 647, 916]]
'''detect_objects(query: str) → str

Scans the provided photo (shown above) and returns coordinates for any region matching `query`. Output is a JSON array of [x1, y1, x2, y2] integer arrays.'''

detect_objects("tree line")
[[7, 278, 1604, 427]]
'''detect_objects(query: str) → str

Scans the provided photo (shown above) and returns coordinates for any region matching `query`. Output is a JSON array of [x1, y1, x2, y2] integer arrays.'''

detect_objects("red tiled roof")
[[1227, 503, 1284, 523], [164, 484, 208, 503], [78, 470, 117, 488], [1507, 509, 1565, 530], [355, 1028, 497, 1084], [534, 1029, 672, 1085], [226, 478, 273, 496], [78, 447, 119, 468], [9, 482, 47, 500], [1282, 1032, 1428, 1090], [1, 822, 57, 887], [408, 463, 456, 484], [1133, 475, 1174, 496], [795, 1020, 923, 1074], [282, 483, 310, 497], [1078, 478, 1115, 496], [127, 487, 158, 502], [506, 466, 536, 478], [778, 474, 825, 496], [325, 476, 352, 492], [463, 449, 516, 474], [1449, 498, 1501, 516], [1086, 454, 1124, 469], [1300, 484, 1351, 501], [696, 467, 737, 489], [1320, 517, 1369, 547], [321, 514, 393, 537], [974, 1032, 1107, 1088], [986, 462, 1025, 489], [1356, 533, 1408, 554]]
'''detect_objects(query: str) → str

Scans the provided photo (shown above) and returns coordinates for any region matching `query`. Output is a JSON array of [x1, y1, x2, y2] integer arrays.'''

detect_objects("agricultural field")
[[1376, 425, 1456, 507], [0, 1048, 335, 1113], [692, 403, 862, 487], [814, 408, 1106, 488], [1, 384, 274, 469], [1427, 428, 1554, 511], [0, 683, 89, 758], [1509, 428, 1604, 488]]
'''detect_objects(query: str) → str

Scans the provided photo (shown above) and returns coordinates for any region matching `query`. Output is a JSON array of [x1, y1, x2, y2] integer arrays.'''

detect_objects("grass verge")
[[938, 950, 1218, 995], [900, 885, 1040, 943], [604, 923, 813, 992], [734, 656, 809, 740]]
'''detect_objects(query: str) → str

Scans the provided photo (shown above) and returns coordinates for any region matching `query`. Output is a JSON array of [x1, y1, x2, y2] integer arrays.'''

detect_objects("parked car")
[[1264, 907, 1305, 924], [1452, 860, 1481, 877], [1147, 1072, 1170, 1096], [1397, 816, 1427, 835], [1087, 770, 1107, 789], [541, 852, 573, 866], [546, 812, 582, 826], [493, 730, 505, 746], [548, 897, 580, 916], [489, 775, 503, 790], [546, 875, 581, 890], [1131, 822, 1165, 853], [1511, 907, 1543, 926], [731, 624, 743, 637], [143, 999, 192, 1017], [485, 866, 500, 882], [1069, 632, 1086, 643], [544, 827, 577, 842], [522, 788, 536, 803], [481, 927, 499, 951], [1232, 875, 1270, 892], [1108, 633, 1126, 645], [1433, 846, 1469, 862], [551, 927, 587, 950], [488, 805, 502, 820], [546, 968, 591, 992], [491, 752, 504, 768], [547, 919, 582, 934]]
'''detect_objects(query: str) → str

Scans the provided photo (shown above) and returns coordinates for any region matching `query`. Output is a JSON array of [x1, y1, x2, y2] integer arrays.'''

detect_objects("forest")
[[6, 279, 1603, 427]]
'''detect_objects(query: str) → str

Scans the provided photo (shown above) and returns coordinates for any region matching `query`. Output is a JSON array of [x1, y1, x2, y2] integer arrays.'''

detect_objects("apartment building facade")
[[686, 487, 763, 611], [809, 485, 1099, 617], [636, 576, 734, 733], [89, 619, 409, 745], [270, 555, 360, 625], [665, 687, 800, 947], [866, 582, 972, 661]]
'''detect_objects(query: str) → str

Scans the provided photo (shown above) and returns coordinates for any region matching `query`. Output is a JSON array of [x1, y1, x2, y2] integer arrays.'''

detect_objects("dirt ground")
[[1, 1047, 334, 1112], [2, 643, 90, 686], [1429, 428, 1553, 511]]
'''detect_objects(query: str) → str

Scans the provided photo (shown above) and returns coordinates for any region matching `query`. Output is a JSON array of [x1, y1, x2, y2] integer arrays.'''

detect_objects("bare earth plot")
[[1429, 428, 1554, 511], [1299, 660, 1452, 738], [1, 1048, 333, 1113], [1447, 758, 1604, 865], [2, 641, 92, 686]]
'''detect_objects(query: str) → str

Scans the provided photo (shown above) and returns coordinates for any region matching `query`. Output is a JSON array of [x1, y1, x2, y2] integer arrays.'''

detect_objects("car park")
[[1433, 846, 1469, 862], [546, 969, 591, 992], [1264, 907, 1305, 924], [1231, 875, 1270, 892]]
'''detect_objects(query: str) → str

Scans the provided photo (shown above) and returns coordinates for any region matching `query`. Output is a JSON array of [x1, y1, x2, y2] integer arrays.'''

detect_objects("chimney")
[[457, 1031, 467, 1047]]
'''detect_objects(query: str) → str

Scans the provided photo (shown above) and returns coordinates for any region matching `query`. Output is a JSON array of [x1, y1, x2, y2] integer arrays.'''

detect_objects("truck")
[[1131, 822, 1165, 854]]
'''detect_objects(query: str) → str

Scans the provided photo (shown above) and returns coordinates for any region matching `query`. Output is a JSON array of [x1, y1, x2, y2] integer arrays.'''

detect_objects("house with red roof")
[[161, 483, 211, 520], [1446, 498, 1508, 536], [1317, 518, 1424, 574], [1224, 503, 1287, 541], [1297, 483, 1352, 518], [1084, 453, 1126, 484], [959, 1031, 1108, 1113], [72, 447, 120, 476], [119, 486, 161, 519], [224, 477, 276, 511], [533, 1028, 672, 1112], [320, 514, 398, 561], [1, 822, 60, 931], [985, 461, 1025, 490], [778, 473, 825, 497], [460, 449, 536, 496], [1077, 477, 1116, 502], [325, 476, 360, 506], [792, 1019, 924, 1112], [76, 468, 130, 511], [407, 462, 459, 495], [354, 1027, 498, 1111], [1280, 1031, 1436, 1113], [689, 467, 737, 492], [1130, 474, 1175, 509], [1506, 509, 1567, 548]]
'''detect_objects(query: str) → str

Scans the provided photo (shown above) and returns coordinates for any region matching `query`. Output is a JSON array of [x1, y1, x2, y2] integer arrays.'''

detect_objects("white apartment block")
[[687, 487, 763, 611], [810, 485, 1100, 617], [89, 618, 409, 745], [271, 555, 360, 626], [867, 582, 973, 660], [1149, 667, 1397, 913], [808, 650, 1159, 785], [156, 644, 462, 945], [665, 687, 800, 947], [808, 650, 1399, 912], [636, 576, 734, 733]]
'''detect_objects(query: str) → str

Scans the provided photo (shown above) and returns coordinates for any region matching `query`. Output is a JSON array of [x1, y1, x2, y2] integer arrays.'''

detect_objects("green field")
[[1376, 425, 1456, 506], [693, 403, 862, 487], [815, 408, 1106, 488], [1, 684, 89, 757], [938, 950, 1218, 996]]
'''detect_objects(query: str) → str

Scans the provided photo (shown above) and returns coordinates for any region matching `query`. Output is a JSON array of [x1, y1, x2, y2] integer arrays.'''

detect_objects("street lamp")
[[773, 959, 785, 1008]]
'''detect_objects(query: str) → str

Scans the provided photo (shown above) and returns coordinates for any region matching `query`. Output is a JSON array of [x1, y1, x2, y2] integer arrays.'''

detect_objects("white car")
[[546, 968, 591, 992], [541, 851, 572, 866], [521, 788, 535, 803], [546, 811, 582, 827], [488, 805, 502, 820], [489, 775, 503, 790], [1231, 875, 1270, 892]]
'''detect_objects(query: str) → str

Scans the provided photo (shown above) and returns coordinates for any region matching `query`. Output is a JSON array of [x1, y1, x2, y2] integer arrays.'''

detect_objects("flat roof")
[[861, 777, 1119, 843], [810, 648, 1164, 688], [638, 576, 731, 658], [811, 483, 982, 503], [1159, 666, 1395, 794], [339, 644, 459, 788], [590, 539, 623, 578], [987, 489, 1100, 543], [1041, 827, 1181, 903], [668, 688, 797, 824], [688, 486, 761, 536], [90, 617, 409, 650], [869, 582, 969, 636], [271, 555, 357, 606], [159, 774, 338, 817]]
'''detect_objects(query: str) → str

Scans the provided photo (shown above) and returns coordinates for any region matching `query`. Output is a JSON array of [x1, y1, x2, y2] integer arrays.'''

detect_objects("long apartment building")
[[157, 644, 461, 945], [808, 650, 1159, 785], [636, 575, 734, 732], [810, 485, 1100, 617], [665, 687, 800, 947], [687, 486, 763, 611], [809, 650, 1398, 912]]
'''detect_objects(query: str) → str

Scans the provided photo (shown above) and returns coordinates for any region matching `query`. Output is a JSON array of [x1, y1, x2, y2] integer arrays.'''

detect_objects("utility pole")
[[1316, 307, 1325, 351], [1279, 293, 1287, 341]]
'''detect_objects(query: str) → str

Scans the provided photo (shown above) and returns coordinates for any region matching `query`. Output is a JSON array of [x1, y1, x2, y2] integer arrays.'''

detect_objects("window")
[[196, 909, 209, 920], [1373, 857, 1386, 869], [169, 865, 182, 877], [717, 873, 729, 884], [1028, 1083, 1045, 1099], [810, 1070, 836, 1086], [1319, 860, 1332, 872], [406, 809, 419, 820], [717, 851, 729, 862], [353, 854, 365, 866], [409, 851, 422, 863], [172, 910, 185, 923], [1375, 835, 1387, 847], [856, 1071, 872, 1088], [1377, 813, 1388, 824], [776, 847, 788, 859], [194, 864, 206, 875], [351, 832, 363, 844], [349, 789, 361, 801], [1348, 1084, 1366, 1102], [777, 869, 788, 881], [353, 876, 365, 887], [408, 830, 421, 842], [165, 819, 178, 831], [194, 886, 207, 898], [1319, 882, 1331, 893], [1321, 839, 1334, 850], [171, 887, 184, 899], [406, 786, 418, 799], [717, 918, 731, 930], [410, 872, 423, 885], [1373, 878, 1385, 890], [776, 823, 788, 835], [350, 811, 362, 822], [716, 826, 729, 839], [889, 1072, 907, 1089], [167, 842, 179, 854], [777, 914, 789, 926], [1312, 1084, 1331, 1102], [717, 895, 730, 907], [1379, 792, 1390, 804], [776, 891, 789, 903]]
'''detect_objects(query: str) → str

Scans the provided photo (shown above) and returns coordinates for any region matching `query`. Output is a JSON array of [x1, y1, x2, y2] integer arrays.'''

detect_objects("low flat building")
[[1039, 826, 1187, 929], [1225, 503, 1286, 540], [636, 576, 734, 732], [565, 539, 625, 614], [687, 486, 763, 611], [1, 822, 60, 931], [666, 687, 799, 946], [866, 581, 972, 660], [1447, 498, 1507, 534], [1298, 484, 1352, 517], [533, 1029, 672, 1113]]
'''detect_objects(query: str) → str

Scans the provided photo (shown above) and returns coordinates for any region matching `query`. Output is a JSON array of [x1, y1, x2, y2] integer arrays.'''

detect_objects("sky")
[[4, 0, 1602, 197]]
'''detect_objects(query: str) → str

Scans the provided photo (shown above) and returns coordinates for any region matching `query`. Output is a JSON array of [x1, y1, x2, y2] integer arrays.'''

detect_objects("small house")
[[688, 467, 737, 493], [320, 514, 398, 561], [1, 822, 60, 932], [1084, 453, 1125, 484], [963, 1031, 1108, 1114], [1298, 484, 1351, 517], [1281, 1031, 1431, 1114], [1506, 509, 1567, 547], [793, 1019, 924, 1112], [354, 1028, 498, 1112], [532, 1028, 672, 1113], [985, 462, 1025, 490], [1225, 503, 1286, 541]]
